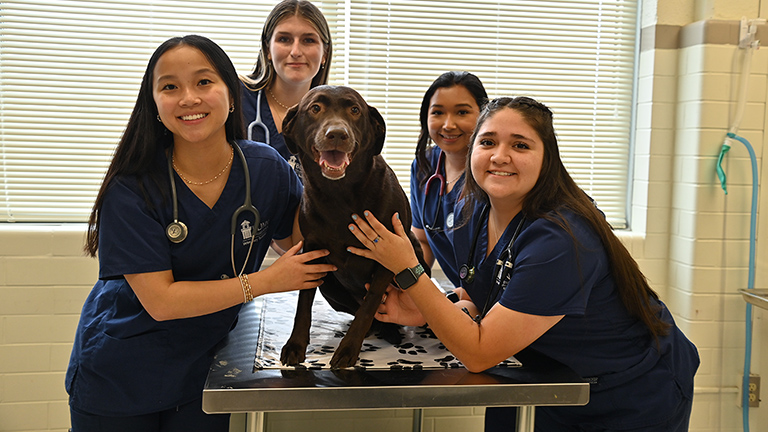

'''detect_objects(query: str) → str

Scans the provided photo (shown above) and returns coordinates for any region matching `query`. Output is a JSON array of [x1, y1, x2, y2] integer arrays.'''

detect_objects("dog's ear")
[[368, 105, 386, 155], [282, 105, 300, 155]]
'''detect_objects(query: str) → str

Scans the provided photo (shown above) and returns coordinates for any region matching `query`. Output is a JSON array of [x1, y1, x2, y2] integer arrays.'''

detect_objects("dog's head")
[[283, 85, 386, 181]]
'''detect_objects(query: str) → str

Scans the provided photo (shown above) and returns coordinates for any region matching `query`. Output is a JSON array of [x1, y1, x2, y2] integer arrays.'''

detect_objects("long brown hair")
[[85, 35, 245, 257], [462, 96, 670, 339], [242, 0, 332, 91]]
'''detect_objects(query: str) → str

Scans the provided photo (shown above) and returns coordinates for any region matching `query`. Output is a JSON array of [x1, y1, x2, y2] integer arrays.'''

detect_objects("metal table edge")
[[203, 381, 590, 413]]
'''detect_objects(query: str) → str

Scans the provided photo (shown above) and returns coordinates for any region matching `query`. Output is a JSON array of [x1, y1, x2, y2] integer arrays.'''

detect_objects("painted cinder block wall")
[[1, 0, 767, 431], [635, 0, 767, 430]]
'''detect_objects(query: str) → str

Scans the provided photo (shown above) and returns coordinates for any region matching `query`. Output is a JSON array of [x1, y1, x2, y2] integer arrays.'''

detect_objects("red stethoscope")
[[423, 151, 447, 232]]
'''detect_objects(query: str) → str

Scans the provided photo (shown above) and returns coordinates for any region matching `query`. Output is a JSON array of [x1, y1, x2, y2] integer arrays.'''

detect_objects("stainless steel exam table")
[[203, 299, 589, 432]]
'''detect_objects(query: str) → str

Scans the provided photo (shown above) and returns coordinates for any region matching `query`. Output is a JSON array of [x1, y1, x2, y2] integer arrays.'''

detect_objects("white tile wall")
[[0, 226, 96, 432], [673, 35, 768, 429]]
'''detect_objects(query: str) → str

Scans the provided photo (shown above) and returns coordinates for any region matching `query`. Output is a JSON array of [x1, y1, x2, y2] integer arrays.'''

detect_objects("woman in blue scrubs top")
[[66, 35, 335, 432], [240, 0, 333, 180], [348, 97, 699, 431], [410, 71, 487, 287]]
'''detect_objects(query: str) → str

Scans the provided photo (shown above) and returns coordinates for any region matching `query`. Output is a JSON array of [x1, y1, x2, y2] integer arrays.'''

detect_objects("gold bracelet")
[[239, 273, 254, 303]]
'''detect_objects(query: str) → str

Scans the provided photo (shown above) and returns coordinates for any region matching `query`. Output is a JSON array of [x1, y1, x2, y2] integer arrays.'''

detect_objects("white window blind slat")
[[2, 0, 636, 226]]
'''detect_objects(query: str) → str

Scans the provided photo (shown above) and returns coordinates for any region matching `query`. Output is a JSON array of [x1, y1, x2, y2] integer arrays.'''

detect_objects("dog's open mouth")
[[318, 150, 350, 180]]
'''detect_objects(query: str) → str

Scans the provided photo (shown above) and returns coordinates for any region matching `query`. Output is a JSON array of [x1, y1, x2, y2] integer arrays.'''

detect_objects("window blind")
[[340, 1, 637, 228], [1, 0, 636, 227]]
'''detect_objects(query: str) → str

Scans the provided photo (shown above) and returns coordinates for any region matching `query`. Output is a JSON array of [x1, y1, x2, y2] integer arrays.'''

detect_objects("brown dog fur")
[[281, 85, 430, 369]]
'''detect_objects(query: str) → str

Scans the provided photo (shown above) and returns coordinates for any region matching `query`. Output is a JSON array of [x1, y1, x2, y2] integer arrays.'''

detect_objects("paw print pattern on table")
[[254, 292, 520, 370]]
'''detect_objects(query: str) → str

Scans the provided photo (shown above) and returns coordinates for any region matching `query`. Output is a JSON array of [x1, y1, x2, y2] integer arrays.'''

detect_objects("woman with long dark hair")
[[67, 35, 334, 432], [348, 96, 698, 431], [410, 71, 487, 287]]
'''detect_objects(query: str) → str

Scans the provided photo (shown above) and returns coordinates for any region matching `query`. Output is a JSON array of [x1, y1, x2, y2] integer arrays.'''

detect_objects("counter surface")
[[741, 289, 768, 310]]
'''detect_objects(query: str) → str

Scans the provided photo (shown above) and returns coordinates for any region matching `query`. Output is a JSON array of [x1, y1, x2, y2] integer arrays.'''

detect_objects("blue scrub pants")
[[485, 406, 518, 431], [69, 397, 229, 432], [485, 396, 693, 432], [532, 396, 693, 432]]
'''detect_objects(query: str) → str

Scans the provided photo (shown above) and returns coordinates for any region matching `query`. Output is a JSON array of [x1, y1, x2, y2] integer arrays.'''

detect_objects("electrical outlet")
[[749, 375, 760, 407]]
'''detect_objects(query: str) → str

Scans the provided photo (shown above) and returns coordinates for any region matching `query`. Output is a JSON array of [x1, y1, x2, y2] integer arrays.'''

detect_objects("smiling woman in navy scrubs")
[[65, 35, 335, 432], [410, 71, 487, 287], [348, 97, 699, 431], [240, 0, 333, 180]]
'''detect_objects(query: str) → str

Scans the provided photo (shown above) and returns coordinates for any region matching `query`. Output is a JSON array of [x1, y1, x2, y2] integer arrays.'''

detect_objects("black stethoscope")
[[458, 203, 526, 321], [165, 142, 261, 277]]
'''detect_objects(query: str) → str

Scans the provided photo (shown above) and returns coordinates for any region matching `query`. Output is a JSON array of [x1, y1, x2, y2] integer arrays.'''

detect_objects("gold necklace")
[[173, 146, 234, 186], [446, 172, 463, 185], [267, 87, 291, 110]]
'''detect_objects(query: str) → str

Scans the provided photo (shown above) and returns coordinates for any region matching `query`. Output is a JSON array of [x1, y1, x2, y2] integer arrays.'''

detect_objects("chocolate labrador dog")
[[281, 85, 430, 369]]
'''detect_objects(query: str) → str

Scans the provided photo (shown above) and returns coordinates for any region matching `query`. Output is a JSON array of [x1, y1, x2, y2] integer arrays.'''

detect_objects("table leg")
[[412, 408, 423, 432], [246, 412, 265, 432], [515, 406, 535, 432]]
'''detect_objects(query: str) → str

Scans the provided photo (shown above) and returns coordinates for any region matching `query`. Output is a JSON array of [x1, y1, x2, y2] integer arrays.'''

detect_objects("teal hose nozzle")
[[716, 133, 734, 194]]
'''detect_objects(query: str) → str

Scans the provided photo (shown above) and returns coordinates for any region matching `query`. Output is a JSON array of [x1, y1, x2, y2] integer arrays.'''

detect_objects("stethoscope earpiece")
[[166, 220, 188, 243]]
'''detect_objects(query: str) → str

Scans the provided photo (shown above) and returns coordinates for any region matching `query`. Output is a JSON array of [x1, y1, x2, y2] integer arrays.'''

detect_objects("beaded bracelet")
[[239, 273, 254, 303]]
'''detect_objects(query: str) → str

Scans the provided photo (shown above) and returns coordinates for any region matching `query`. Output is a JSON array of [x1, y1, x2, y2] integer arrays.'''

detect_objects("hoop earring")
[[229, 104, 235, 113], [156, 115, 162, 123]]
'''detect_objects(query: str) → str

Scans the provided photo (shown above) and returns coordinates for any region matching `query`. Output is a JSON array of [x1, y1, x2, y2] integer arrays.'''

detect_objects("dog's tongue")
[[319, 150, 350, 180]]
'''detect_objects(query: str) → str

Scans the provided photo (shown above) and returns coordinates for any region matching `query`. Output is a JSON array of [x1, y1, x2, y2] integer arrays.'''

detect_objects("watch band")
[[394, 263, 425, 290]]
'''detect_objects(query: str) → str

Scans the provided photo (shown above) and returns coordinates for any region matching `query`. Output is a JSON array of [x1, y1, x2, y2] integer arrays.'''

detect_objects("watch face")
[[396, 264, 423, 290], [395, 271, 415, 289]]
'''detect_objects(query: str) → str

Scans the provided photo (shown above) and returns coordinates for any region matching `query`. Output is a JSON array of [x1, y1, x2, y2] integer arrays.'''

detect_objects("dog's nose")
[[325, 127, 349, 144]]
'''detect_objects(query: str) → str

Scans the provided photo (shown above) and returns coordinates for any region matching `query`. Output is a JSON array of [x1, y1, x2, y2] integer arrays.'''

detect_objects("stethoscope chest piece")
[[459, 263, 475, 284], [166, 151, 189, 244], [166, 220, 188, 243]]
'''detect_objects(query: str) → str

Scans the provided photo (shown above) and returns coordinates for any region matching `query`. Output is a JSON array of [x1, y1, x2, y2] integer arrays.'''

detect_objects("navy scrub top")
[[410, 147, 464, 287], [240, 82, 302, 180], [453, 202, 699, 429], [66, 140, 302, 416]]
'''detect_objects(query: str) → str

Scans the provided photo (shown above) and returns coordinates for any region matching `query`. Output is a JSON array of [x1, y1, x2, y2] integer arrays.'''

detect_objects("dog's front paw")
[[280, 340, 307, 366], [330, 342, 360, 369]]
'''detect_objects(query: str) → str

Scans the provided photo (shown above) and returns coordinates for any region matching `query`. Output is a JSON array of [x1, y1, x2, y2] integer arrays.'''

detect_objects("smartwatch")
[[394, 263, 425, 290]]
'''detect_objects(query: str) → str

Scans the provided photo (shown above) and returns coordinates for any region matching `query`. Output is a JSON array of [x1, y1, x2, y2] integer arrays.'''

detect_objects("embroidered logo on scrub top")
[[288, 155, 300, 171], [446, 212, 454, 229], [242, 220, 269, 246], [288, 155, 304, 182], [240, 220, 253, 245]]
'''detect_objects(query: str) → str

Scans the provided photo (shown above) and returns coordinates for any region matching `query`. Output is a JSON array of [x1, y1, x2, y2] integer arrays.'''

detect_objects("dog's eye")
[[350, 106, 360, 115], [310, 104, 321, 113]]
